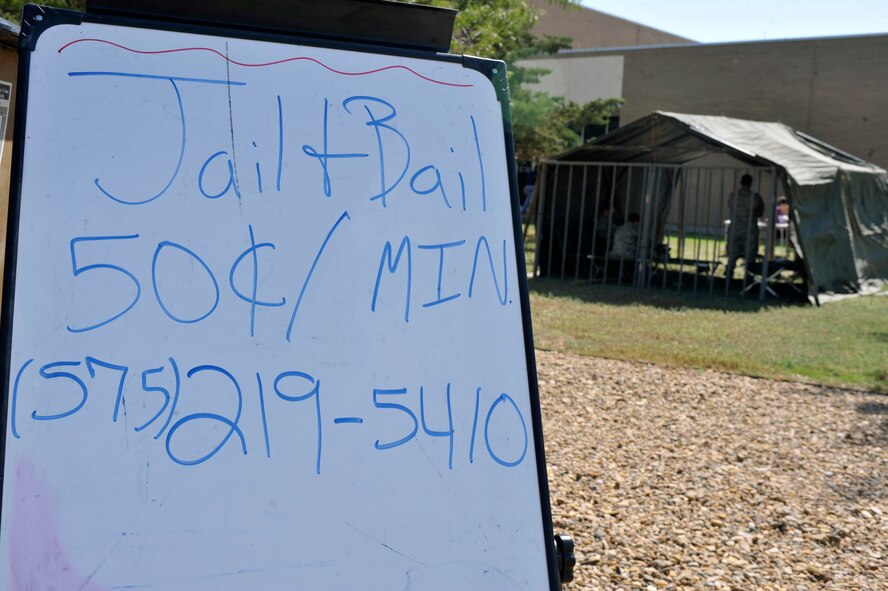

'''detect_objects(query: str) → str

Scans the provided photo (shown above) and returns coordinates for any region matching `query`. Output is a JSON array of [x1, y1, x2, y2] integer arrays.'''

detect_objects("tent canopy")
[[557, 111, 884, 182], [551, 111, 888, 298]]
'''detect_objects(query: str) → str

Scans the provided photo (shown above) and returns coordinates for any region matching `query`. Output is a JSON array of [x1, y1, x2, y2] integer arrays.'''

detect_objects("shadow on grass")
[[528, 278, 807, 313], [870, 331, 888, 344], [863, 371, 888, 395]]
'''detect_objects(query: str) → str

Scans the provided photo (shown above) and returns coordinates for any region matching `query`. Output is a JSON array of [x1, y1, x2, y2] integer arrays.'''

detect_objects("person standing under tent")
[[725, 173, 765, 281]]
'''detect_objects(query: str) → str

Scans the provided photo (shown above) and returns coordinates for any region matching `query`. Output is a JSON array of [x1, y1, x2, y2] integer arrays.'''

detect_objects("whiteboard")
[[0, 10, 556, 591]]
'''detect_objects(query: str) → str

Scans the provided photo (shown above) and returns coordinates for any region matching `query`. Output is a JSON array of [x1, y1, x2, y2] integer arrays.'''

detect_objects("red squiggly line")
[[57, 38, 473, 88]]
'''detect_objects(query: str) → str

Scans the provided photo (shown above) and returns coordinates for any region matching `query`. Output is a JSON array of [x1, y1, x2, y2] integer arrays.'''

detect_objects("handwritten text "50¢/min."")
[[65, 217, 510, 341]]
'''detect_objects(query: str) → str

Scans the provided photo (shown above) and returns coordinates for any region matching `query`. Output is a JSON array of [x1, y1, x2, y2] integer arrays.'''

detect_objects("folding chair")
[[743, 257, 803, 298]]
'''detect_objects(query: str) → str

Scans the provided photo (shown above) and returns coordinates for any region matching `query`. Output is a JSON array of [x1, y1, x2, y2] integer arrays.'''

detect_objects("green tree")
[[413, 0, 560, 62], [413, 0, 622, 161], [511, 93, 623, 162]]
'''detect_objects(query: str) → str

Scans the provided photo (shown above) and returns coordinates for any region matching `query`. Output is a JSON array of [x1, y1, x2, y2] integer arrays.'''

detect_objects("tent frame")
[[530, 160, 796, 302]]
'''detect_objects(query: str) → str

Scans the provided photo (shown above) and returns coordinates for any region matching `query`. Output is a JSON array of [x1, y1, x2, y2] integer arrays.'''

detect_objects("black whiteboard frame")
[[85, 0, 458, 53], [0, 6, 560, 590]]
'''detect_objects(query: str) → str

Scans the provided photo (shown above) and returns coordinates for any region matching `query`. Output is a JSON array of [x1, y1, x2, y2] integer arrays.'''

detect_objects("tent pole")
[[533, 164, 548, 279], [705, 168, 715, 295], [725, 168, 739, 296], [663, 167, 681, 292], [560, 164, 575, 280], [574, 166, 590, 280], [648, 166, 663, 290], [546, 165, 560, 279], [757, 168, 776, 302], [619, 166, 633, 286], [694, 167, 708, 294], [602, 165, 618, 285], [588, 166, 603, 282]]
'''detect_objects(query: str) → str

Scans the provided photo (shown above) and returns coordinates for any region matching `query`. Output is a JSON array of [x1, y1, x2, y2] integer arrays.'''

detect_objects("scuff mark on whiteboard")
[[224, 42, 243, 206], [9, 456, 110, 591], [344, 521, 430, 567]]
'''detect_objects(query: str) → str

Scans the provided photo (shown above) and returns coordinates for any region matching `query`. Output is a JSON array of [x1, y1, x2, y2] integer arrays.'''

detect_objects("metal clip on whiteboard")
[[555, 534, 576, 585]]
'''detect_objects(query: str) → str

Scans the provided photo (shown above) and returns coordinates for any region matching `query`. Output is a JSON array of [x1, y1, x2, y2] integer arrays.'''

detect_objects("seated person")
[[609, 213, 640, 259], [520, 170, 536, 216], [521, 182, 535, 215], [776, 197, 790, 224]]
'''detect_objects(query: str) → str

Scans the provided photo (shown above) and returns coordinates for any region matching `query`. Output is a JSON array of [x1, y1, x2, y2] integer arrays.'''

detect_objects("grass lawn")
[[527, 279, 888, 393]]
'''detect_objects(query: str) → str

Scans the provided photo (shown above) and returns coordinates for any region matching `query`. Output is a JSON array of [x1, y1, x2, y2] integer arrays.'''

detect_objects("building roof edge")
[[520, 31, 888, 59]]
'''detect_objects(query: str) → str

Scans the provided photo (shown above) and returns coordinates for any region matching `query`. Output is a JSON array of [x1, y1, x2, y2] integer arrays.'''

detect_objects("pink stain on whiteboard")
[[9, 457, 108, 591]]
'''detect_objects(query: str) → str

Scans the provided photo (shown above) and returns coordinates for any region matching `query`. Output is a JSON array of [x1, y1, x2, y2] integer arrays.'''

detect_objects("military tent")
[[536, 111, 888, 302]]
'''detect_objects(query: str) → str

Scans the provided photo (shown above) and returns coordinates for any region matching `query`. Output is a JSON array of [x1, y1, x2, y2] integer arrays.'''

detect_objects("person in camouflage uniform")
[[725, 174, 765, 282]]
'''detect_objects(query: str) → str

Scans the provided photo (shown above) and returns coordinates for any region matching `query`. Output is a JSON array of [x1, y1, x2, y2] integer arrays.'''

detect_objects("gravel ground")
[[537, 350, 888, 591]]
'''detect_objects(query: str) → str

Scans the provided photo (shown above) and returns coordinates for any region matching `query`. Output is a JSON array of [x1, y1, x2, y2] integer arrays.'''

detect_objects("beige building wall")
[[522, 34, 888, 168], [524, 54, 623, 103], [530, 0, 691, 49]]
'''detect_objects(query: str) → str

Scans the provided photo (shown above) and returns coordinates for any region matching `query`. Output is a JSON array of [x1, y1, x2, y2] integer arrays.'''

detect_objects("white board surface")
[[1, 16, 553, 591]]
